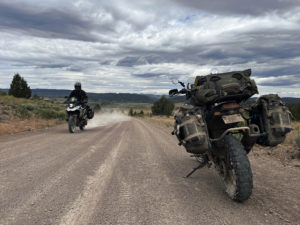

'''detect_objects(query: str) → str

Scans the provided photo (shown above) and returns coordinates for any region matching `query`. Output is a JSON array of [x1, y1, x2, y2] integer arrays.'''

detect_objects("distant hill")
[[0, 89, 157, 103], [1, 88, 300, 104]]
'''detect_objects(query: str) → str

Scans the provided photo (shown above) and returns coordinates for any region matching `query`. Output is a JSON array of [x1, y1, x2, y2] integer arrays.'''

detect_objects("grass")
[[34, 109, 65, 120], [14, 105, 32, 119], [0, 96, 66, 120], [125, 103, 174, 127], [0, 95, 65, 135], [144, 116, 174, 128]]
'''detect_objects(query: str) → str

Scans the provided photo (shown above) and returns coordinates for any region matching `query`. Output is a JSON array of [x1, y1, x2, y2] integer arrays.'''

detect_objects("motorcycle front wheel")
[[223, 135, 253, 202], [68, 115, 77, 133]]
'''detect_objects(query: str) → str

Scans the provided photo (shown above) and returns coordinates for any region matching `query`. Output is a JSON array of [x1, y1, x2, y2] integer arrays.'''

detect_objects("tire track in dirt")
[[59, 128, 128, 225], [0, 123, 121, 225]]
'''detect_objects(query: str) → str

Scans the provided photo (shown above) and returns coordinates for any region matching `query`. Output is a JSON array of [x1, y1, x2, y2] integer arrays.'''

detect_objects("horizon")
[[0, 1, 300, 96], [1, 87, 300, 99]]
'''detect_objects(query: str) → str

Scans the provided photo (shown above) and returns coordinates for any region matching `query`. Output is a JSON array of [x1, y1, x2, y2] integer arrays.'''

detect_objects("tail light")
[[222, 103, 239, 109]]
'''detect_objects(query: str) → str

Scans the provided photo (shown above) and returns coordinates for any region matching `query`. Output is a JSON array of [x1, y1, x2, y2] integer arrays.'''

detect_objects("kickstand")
[[184, 163, 206, 178]]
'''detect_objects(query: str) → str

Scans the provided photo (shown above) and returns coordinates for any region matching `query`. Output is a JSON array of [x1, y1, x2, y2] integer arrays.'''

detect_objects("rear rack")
[[210, 127, 265, 142]]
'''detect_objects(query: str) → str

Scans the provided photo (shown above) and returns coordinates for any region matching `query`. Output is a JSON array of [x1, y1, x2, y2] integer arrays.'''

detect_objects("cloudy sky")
[[0, 0, 300, 96]]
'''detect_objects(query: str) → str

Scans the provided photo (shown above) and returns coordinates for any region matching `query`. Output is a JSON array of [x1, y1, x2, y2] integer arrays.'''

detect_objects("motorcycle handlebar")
[[169, 88, 190, 96]]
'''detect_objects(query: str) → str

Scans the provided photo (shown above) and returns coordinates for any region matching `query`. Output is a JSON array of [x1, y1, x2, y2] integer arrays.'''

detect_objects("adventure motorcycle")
[[169, 70, 291, 202], [66, 97, 91, 133]]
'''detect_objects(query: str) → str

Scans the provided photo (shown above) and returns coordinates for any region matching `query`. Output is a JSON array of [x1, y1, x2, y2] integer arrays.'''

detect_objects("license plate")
[[222, 114, 244, 124]]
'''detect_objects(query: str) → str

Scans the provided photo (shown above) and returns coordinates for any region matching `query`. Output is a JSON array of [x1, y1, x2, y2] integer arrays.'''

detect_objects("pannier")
[[174, 107, 210, 154], [251, 94, 292, 146], [191, 69, 258, 106], [87, 108, 94, 119]]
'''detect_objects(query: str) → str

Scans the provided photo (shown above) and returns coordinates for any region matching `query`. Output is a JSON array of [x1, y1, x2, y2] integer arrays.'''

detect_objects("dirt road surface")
[[1, 118, 299, 225]]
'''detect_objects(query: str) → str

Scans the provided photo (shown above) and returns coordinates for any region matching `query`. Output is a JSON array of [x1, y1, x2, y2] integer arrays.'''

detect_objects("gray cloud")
[[171, 0, 300, 15], [0, 0, 299, 96], [0, 1, 108, 41]]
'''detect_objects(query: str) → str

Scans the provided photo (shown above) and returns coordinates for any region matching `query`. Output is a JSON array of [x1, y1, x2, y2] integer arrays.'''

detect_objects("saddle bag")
[[175, 109, 210, 154], [191, 69, 258, 106], [251, 94, 292, 146]]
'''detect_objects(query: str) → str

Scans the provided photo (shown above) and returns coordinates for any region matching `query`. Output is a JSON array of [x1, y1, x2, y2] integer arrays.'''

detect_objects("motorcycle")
[[66, 97, 89, 133], [169, 81, 262, 202]]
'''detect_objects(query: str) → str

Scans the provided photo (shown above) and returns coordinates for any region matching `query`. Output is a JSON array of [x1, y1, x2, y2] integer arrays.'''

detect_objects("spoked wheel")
[[223, 135, 253, 202], [68, 115, 77, 133]]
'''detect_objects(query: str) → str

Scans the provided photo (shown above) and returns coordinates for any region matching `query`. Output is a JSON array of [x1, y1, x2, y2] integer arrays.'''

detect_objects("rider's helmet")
[[74, 82, 81, 91]]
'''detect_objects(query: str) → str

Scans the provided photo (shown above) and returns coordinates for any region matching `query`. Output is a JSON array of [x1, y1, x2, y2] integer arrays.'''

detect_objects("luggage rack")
[[209, 127, 265, 142]]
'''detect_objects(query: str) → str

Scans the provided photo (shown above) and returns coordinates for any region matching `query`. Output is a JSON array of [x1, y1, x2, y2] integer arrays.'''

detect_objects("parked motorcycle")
[[169, 69, 292, 202], [66, 97, 93, 133]]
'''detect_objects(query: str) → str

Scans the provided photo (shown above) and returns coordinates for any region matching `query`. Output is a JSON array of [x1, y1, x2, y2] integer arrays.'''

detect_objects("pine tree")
[[151, 96, 174, 116], [8, 74, 32, 98]]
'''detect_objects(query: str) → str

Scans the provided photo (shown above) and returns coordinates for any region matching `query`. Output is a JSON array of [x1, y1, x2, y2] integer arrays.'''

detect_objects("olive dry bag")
[[251, 94, 292, 146], [191, 69, 258, 106], [175, 111, 210, 154]]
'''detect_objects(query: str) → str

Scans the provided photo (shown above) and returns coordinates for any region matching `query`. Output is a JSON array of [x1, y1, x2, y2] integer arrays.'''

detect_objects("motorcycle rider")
[[68, 82, 91, 113], [68, 82, 88, 103]]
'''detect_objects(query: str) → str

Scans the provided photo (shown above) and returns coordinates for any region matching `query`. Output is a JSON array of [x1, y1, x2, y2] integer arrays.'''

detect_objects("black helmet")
[[74, 82, 81, 90]]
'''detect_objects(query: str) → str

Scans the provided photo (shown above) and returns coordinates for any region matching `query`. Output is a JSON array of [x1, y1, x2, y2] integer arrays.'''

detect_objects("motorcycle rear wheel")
[[68, 115, 77, 133], [223, 135, 253, 202]]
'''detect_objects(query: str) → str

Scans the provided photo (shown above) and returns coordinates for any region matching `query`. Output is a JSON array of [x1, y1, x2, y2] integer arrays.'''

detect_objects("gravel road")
[[0, 118, 299, 225]]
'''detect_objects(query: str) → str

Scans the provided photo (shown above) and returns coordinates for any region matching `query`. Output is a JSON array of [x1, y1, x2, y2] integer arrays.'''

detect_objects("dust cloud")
[[87, 110, 130, 128]]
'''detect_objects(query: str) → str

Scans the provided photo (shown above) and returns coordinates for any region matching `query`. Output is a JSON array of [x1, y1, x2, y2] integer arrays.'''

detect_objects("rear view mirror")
[[178, 81, 185, 87], [169, 89, 179, 96]]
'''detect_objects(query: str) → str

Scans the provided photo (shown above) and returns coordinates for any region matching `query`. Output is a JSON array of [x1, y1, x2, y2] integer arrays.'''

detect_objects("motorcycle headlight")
[[69, 103, 74, 108]]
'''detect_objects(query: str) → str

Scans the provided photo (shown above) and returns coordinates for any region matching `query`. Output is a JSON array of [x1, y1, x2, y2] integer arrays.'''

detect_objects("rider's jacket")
[[68, 89, 88, 103]]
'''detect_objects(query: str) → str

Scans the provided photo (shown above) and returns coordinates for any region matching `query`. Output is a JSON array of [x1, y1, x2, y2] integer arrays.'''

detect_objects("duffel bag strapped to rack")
[[251, 94, 292, 147], [191, 69, 258, 106], [175, 111, 210, 154]]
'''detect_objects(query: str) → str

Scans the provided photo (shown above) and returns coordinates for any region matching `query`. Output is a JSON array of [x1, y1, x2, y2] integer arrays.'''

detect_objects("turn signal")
[[214, 112, 221, 116]]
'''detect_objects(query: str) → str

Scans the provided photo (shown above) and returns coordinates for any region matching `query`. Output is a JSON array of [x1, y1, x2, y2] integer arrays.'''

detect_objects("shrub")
[[128, 108, 134, 116], [35, 109, 65, 120], [14, 105, 31, 119], [24, 103, 35, 111], [0, 91, 7, 96], [8, 73, 32, 99], [32, 94, 40, 100], [151, 96, 175, 116], [94, 104, 101, 112]]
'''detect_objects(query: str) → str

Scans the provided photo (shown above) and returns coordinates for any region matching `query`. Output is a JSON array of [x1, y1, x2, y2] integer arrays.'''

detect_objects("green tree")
[[8, 74, 32, 98], [151, 96, 175, 116], [287, 103, 300, 121]]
